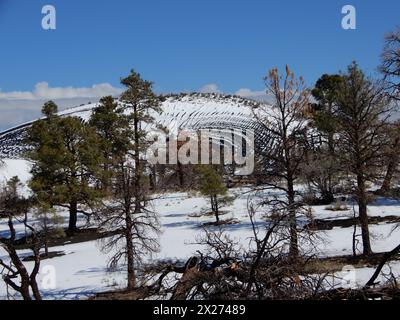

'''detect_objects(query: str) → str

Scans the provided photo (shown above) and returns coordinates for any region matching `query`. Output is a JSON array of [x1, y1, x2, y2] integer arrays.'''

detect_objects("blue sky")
[[0, 0, 399, 129], [1, 0, 399, 92]]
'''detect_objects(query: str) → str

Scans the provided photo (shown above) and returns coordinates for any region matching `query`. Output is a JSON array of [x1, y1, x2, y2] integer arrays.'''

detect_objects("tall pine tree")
[[95, 71, 162, 290], [120, 70, 162, 213], [89, 96, 130, 190], [335, 62, 391, 255], [26, 101, 104, 233]]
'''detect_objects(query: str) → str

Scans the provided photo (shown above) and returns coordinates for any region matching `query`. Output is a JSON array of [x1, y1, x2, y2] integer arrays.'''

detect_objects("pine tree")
[[197, 165, 233, 224], [89, 96, 129, 190], [308, 74, 344, 203], [335, 62, 391, 256], [311, 74, 343, 153], [120, 70, 162, 214], [95, 70, 162, 290], [25, 101, 104, 233]]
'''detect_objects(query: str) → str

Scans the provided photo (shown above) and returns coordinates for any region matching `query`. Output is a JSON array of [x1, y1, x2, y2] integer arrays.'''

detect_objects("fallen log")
[[365, 243, 400, 288]]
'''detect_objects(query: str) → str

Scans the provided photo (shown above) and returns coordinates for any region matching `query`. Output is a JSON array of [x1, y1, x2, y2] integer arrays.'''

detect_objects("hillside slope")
[[0, 93, 261, 159]]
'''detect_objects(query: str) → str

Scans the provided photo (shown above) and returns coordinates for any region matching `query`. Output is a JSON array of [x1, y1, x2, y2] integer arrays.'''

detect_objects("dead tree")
[[118, 203, 327, 301], [365, 243, 400, 288], [252, 65, 310, 259], [380, 26, 400, 101]]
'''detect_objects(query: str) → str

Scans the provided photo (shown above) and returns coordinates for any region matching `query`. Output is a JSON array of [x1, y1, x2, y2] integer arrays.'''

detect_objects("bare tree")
[[252, 66, 310, 259], [300, 152, 340, 205], [100, 201, 328, 301], [380, 27, 400, 100], [96, 163, 160, 290], [0, 177, 42, 300]]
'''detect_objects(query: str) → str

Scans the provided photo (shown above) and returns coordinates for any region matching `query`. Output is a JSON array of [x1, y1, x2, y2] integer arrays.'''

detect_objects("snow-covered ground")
[[1, 159, 400, 299]]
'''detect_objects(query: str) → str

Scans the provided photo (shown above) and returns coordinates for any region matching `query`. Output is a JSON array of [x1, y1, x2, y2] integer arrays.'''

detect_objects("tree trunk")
[[321, 190, 334, 204], [68, 199, 78, 233], [287, 178, 298, 259], [171, 267, 200, 300], [30, 244, 42, 300], [44, 218, 49, 257], [357, 174, 373, 256], [1, 217, 42, 300], [125, 214, 136, 290], [352, 207, 358, 257], [326, 108, 336, 200], [379, 135, 400, 194], [44, 241, 49, 257], [30, 279, 42, 300], [133, 105, 141, 213], [5, 244, 33, 300], [379, 158, 397, 194], [365, 243, 400, 287], [20, 277, 32, 300], [102, 162, 110, 191], [215, 197, 220, 224], [150, 165, 157, 191], [177, 161, 184, 187]]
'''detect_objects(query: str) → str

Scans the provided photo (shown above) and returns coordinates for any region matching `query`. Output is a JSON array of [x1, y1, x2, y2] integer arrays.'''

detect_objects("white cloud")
[[199, 83, 221, 94], [0, 81, 122, 130], [235, 88, 265, 98], [235, 88, 273, 103], [0, 98, 105, 131], [0, 82, 123, 101]]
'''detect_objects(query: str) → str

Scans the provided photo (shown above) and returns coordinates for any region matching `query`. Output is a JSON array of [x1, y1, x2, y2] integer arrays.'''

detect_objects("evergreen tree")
[[120, 70, 162, 213], [311, 74, 343, 152], [335, 62, 391, 256], [307, 74, 344, 203], [25, 101, 104, 233], [95, 70, 162, 290], [89, 96, 130, 190], [197, 165, 233, 224]]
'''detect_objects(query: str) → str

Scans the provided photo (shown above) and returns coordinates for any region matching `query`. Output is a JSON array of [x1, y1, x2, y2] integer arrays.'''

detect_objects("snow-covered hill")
[[0, 93, 262, 159]]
